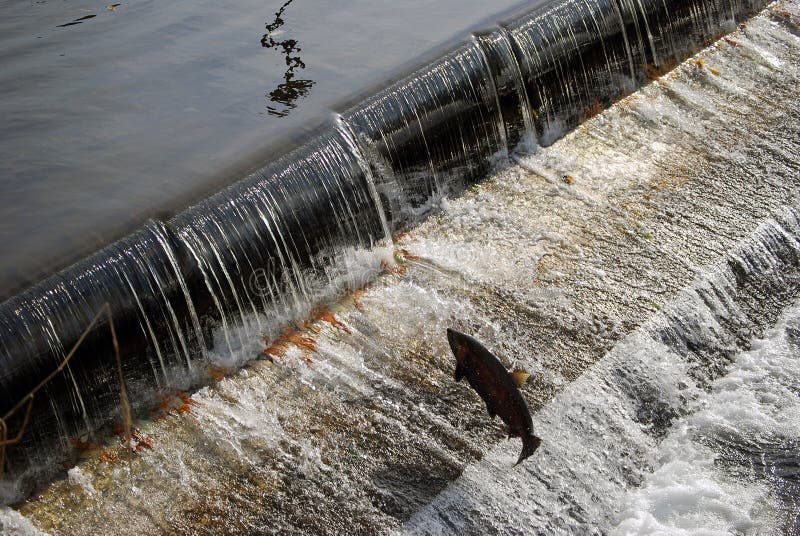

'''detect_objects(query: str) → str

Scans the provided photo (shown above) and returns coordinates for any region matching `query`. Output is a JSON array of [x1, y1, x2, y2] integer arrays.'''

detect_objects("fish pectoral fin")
[[485, 401, 496, 419], [454, 363, 467, 382], [511, 370, 530, 388]]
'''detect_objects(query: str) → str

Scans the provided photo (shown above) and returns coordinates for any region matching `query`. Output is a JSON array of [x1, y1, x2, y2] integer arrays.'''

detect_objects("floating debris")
[[56, 14, 96, 28]]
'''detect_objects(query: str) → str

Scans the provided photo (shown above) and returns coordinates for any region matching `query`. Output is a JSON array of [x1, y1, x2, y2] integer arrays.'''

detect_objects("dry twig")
[[0, 303, 131, 475]]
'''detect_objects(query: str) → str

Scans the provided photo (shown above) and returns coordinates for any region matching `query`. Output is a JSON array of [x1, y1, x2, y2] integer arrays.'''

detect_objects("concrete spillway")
[[0, 0, 765, 486], [3, 0, 800, 533]]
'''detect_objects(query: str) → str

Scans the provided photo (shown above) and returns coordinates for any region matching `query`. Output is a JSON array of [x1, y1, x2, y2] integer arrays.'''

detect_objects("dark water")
[[0, 0, 531, 299]]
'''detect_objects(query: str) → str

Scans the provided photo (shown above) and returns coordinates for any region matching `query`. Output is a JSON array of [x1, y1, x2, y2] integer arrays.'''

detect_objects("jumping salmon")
[[447, 328, 541, 464]]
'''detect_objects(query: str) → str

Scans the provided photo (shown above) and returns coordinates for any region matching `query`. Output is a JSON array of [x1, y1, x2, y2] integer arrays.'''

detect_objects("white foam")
[[613, 303, 800, 535], [613, 428, 769, 535], [0, 507, 47, 536], [66, 466, 97, 497]]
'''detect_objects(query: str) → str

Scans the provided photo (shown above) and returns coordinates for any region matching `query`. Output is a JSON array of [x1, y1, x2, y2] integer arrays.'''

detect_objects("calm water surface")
[[0, 0, 529, 298]]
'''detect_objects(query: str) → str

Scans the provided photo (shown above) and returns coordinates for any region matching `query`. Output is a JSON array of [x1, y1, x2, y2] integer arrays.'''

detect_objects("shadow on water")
[[370, 462, 462, 521], [261, 0, 314, 117]]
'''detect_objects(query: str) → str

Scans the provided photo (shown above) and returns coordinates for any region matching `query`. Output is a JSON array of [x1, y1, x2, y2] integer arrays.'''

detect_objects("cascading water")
[[405, 206, 800, 534], [340, 41, 509, 227], [0, 222, 204, 481], [0, 0, 790, 530], [171, 130, 390, 347]]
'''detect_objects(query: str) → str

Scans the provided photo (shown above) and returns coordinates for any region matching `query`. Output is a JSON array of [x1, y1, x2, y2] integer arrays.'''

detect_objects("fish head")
[[446, 328, 471, 362]]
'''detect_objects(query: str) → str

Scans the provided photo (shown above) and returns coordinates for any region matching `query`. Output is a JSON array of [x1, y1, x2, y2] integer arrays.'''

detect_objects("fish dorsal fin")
[[511, 369, 530, 388]]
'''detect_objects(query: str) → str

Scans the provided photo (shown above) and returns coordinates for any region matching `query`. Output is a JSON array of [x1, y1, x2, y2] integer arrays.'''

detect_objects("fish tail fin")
[[515, 433, 542, 466]]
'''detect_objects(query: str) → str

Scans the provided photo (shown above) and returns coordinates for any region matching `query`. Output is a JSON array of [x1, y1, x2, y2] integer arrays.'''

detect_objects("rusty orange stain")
[[98, 449, 118, 463], [351, 288, 366, 310], [583, 100, 603, 120], [149, 390, 201, 419], [312, 308, 351, 334], [130, 429, 152, 452], [643, 59, 676, 81], [175, 391, 200, 415], [380, 260, 407, 275], [393, 231, 413, 242], [264, 328, 317, 360], [207, 366, 228, 382], [395, 248, 421, 261], [111, 423, 152, 452]]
